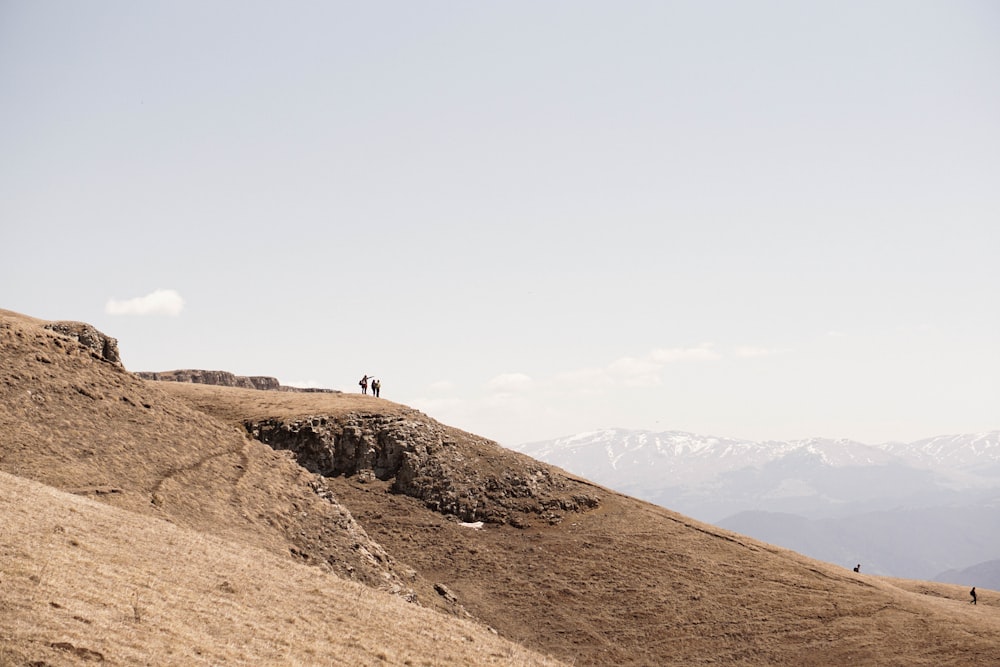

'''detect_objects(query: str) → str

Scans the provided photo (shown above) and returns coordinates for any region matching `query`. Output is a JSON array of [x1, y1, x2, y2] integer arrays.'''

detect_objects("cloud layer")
[[407, 341, 795, 445], [105, 289, 185, 316]]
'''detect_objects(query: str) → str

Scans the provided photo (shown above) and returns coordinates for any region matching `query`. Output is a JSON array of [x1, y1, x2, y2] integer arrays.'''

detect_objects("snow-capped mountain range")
[[883, 432, 1000, 470], [519, 429, 1000, 474], [515, 429, 1000, 505], [512, 429, 1000, 582]]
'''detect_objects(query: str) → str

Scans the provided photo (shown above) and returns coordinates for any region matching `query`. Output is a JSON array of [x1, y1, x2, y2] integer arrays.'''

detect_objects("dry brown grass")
[[330, 478, 1000, 666], [0, 471, 566, 666], [0, 309, 448, 600], [3, 307, 1000, 666], [155, 380, 416, 425]]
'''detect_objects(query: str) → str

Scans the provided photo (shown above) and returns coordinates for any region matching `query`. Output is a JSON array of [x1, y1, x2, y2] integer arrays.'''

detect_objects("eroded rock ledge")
[[43, 321, 122, 366], [247, 413, 600, 527], [136, 369, 339, 393]]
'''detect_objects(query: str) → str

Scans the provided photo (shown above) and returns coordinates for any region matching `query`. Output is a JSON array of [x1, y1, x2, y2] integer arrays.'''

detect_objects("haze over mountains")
[[514, 429, 1000, 584], [4, 308, 1000, 665]]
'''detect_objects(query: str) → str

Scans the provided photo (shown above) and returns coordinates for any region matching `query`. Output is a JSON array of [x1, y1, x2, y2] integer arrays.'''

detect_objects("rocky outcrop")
[[137, 370, 278, 390], [247, 413, 600, 527], [2, 314, 415, 599], [137, 369, 338, 393], [43, 321, 122, 366]]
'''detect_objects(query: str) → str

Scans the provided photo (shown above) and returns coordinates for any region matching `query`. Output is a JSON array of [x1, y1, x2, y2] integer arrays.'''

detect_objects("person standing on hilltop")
[[372, 378, 381, 398], [970, 587, 977, 605], [359, 375, 370, 395]]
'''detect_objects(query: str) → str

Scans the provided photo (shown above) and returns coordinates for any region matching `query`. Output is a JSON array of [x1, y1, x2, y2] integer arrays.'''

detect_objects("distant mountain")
[[513, 429, 1000, 578], [935, 558, 1000, 591], [514, 429, 1000, 522], [18, 309, 1000, 665], [719, 500, 1000, 579], [883, 432, 1000, 472]]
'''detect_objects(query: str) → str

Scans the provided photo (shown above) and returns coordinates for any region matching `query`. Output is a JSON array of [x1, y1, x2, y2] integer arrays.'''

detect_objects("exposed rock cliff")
[[43, 321, 122, 366], [137, 369, 338, 393], [247, 413, 600, 527], [1, 314, 408, 595]]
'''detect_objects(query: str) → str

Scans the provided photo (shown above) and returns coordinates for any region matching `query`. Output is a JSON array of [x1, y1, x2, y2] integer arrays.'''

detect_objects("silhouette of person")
[[359, 375, 370, 395], [970, 587, 977, 605], [372, 378, 381, 398], [853, 564, 860, 573]]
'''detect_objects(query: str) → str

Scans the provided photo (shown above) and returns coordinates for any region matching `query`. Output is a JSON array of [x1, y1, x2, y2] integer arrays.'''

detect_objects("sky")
[[2, 1, 998, 447]]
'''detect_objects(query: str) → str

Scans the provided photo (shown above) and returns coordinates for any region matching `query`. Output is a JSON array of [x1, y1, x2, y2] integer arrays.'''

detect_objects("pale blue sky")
[[2, 1, 998, 446]]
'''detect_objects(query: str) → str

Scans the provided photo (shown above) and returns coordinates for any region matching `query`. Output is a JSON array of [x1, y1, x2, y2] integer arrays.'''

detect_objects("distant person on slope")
[[970, 587, 977, 605], [372, 378, 381, 398], [359, 375, 370, 395], [853, 564, 860, 573]]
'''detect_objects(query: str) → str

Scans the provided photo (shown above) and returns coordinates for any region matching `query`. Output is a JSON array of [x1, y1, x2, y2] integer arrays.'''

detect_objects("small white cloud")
[[106, 289, 185, 316], [553, 344, 721, 395], [486, 373, 533, 392]]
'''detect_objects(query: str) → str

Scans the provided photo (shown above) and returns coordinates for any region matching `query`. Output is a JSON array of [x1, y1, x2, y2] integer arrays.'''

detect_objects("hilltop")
[[2, 308, 999, 665]]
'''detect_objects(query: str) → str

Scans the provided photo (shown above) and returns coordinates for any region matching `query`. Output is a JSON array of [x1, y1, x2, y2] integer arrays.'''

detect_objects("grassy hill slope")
[[0, 309, 450, 608], [3, 308, 999, 665], [0, 470, 564, 666], [150, 371, 1000, 666]]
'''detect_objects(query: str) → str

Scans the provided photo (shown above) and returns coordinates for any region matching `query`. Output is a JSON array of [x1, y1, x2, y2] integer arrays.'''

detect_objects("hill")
[[3, 308, 1000, 665], [719, 500, 1000, 580], [936, 559, 1000, 592], [514, 428, 1000, 523], [516, 428, 1000, 579], [0, 470, 563, 666], [0, 309, 418, 595]]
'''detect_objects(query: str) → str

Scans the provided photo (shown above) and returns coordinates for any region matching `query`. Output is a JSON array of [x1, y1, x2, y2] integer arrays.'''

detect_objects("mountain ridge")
[[3, 308, 1000, 665], [515, 427, 1000, 581], [519, 427, 1000, 471]]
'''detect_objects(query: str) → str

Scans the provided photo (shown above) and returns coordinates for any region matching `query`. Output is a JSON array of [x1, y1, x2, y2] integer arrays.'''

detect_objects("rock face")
[[136, 369, 338, 393], [137, 369, 279, 390], [247, 413, 600, 527], [43, 322, 122, 366], [2, 314, 409, 595]]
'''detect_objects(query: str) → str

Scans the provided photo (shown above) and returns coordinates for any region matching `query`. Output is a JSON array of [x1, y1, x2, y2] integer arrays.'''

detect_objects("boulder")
[[43, 322, 122, 366]]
